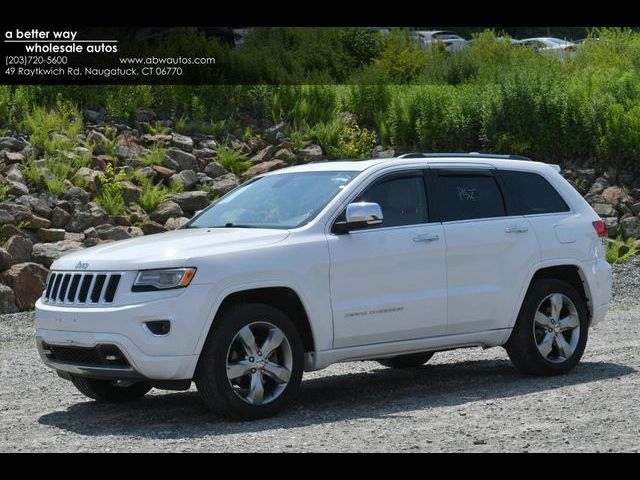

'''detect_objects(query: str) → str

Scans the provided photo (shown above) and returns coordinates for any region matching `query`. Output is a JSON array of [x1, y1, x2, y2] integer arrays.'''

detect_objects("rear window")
[[499, 170, 570, 215], [436, 172, 506, 222]]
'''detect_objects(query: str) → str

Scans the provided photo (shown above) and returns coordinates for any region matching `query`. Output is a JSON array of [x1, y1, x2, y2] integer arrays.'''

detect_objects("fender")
[[192, 280, 322, 356], [509, 257, 592, 330]]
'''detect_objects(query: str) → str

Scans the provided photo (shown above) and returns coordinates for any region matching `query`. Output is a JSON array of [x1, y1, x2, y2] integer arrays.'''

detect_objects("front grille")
[[42, 272, 122, 305], [44, 343, 130, 368]]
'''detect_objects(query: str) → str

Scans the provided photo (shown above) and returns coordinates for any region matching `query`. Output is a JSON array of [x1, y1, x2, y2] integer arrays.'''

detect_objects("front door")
[[328, 170, 448, 348]]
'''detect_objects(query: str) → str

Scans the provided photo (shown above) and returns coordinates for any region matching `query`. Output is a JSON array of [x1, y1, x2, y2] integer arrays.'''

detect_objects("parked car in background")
[[520, 37, 577, 58], [412, 30, 468, 51]]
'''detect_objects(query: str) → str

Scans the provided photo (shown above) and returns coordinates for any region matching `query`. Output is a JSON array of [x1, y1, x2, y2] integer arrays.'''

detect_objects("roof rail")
[[396, 152, 533, 161]]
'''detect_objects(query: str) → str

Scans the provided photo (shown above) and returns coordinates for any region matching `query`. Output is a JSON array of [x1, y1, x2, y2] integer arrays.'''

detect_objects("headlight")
[[132, 268, 197, 292]]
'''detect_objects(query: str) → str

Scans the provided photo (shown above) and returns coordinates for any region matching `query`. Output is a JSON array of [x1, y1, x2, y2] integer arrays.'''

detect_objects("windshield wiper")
[[208, 223, 256, 228]]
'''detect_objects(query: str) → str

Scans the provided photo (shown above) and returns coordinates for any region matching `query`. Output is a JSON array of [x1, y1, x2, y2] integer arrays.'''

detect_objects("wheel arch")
[[198, 285, 316, 356], [520, 263, 593, 326]]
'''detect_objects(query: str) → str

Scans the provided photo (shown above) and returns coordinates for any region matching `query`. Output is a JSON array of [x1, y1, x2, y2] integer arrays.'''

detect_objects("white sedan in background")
[[412, 30, 468, 52], [520, 37, 578, 58]]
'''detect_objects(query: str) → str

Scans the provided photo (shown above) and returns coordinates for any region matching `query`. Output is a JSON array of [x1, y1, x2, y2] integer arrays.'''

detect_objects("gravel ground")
[[1, 263, 639, 452]]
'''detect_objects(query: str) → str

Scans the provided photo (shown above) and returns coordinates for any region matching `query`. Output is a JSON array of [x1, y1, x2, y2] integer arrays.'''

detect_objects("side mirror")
[[334, 202, 384, 233]]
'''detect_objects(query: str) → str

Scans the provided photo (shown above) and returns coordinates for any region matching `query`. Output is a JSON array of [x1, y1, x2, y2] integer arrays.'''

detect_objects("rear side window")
[[499, 170, 570, 215], [435, 172, 506, 222]]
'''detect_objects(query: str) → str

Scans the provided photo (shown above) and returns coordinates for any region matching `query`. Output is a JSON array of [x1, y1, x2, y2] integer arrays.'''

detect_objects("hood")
[[51, 227, 290, 271]]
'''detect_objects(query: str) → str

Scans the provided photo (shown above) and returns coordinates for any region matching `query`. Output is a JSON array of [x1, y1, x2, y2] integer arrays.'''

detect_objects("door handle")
[[505, 224, 529, 233], [413, 233, 440, 242]]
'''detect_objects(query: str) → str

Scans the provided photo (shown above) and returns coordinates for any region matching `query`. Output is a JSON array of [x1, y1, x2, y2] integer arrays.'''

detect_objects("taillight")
[[592, 220, 607, 238]]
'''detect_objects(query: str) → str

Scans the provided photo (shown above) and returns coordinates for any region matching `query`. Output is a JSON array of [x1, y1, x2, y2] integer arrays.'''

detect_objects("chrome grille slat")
[[42, 271, 123, 305]]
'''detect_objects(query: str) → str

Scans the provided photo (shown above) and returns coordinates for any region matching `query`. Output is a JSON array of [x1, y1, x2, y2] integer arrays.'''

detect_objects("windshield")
[[187, 171, 358, 229]]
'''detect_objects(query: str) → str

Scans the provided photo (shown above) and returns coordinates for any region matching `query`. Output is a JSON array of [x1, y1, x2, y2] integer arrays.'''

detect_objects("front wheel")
[[195, 304, 304, 420], [71, 376, 152, 403], [506, 279, 589, 376]]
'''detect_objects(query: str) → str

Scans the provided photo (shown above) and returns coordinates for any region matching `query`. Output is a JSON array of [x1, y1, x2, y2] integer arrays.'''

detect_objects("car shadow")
[[38, 357, 636, 439]]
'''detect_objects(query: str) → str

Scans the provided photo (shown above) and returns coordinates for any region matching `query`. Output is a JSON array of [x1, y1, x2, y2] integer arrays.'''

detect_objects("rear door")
[[429, 166, 541, 335]]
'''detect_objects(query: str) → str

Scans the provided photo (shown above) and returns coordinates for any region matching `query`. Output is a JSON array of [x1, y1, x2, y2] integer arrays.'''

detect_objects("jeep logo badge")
[[75, 261, 89, 270]]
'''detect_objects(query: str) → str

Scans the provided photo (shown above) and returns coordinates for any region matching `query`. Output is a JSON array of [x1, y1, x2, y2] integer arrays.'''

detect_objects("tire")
[[506, 278, 589, 376], [195, 303, 304, 420], [71, 376, 152, 403], [377, 352, 434, 368]]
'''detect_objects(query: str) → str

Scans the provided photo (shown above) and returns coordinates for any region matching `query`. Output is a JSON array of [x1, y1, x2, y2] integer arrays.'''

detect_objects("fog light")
[[145, 320, 171, 335]]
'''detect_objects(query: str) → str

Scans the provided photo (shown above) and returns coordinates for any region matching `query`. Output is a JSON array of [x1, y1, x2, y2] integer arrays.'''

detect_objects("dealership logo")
[[75, 261, 89, 270]]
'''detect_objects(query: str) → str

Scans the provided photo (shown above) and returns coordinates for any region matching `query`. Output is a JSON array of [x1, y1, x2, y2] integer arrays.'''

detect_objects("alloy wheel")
[[225, 321, 293, 405], [533, 293, 580, 363]]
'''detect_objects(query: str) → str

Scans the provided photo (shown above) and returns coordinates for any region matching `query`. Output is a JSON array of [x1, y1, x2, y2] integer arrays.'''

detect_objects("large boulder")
[[24, 214, 50, 230], [165, 148, 197, 172], [620, 217, 640, 239], [0, 247, 11, 271], [94, 224, 133, 241], [16, 195, 52, 218], [151, 164, 175, 180], [264, 121, 286, 143], [296, 144, 324, 163], [87, 130, 110, 154], [171, 133, 194, 152], [150, 201, 183, 224], [5, 180, 29, 197], [171, 191, 210, 212], [141, 220, 168, 235], [32, 240, 84, 268], [0, 262, 49, 310], [63, 186, 91, 204], [171, 170, 198, 190], [165, 217, 190, 230], [5, 235, 33, 265], [602, 186, 633, 207], [118, 180, 142, 204], [0, 285, 18, 314], [50, 207, 71, 229], [207, 174, 239, 197], [204, 161, 227, 179], [592, 203, 617, 218], [250, 145, 276, 164], [66, 211, 94, 233], [241, 159, 287, 181], [0, 136, 28, 151], [71, 167, 101, 194], [36, 228, 66, 243], [0, 210, 14, 226], [114, 133, 147, 160]]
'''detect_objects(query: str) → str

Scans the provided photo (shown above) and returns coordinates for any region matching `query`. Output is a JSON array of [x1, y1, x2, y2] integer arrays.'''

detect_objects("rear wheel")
[[71, 376, 151, 403], [195, 304, 304, 420], [377, 352, 434, 368], [506, 278, 588, 376]]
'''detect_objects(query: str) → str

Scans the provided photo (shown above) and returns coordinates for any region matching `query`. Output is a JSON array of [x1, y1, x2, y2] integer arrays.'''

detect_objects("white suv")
[[35, 153, 612, 419]]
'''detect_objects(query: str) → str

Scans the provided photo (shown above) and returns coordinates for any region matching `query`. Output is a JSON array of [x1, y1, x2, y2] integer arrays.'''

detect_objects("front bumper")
[[35, 284, 219, 380]]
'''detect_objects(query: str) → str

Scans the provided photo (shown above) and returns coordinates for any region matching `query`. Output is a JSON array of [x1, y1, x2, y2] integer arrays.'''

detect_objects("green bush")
[[309, 117, 376, 159], [216, 145, 251, 175], [137, 144, 166, 167], [606, 237, 638, 264], [138, 176, 182, 213], [95, 164, 127, 216], [22, 100, 82, 155]]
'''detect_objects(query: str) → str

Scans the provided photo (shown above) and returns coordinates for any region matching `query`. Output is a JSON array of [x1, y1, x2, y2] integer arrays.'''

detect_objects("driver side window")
[[355, 174, 428, 229]]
